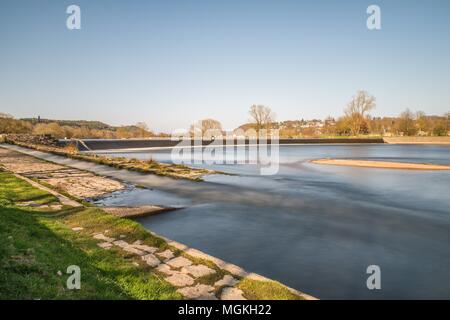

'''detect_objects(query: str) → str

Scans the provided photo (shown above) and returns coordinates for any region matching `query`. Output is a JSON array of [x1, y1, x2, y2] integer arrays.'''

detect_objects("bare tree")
[[344, 91, 376, 136], [135, 122, 152, 137], [190, 118, 223, 138], [136, 122, 149, 131], [249, 105, 275, 132]]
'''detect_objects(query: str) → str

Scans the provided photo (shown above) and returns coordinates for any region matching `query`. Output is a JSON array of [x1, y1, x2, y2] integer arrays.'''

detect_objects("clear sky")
[[1, 0, 449, 132]]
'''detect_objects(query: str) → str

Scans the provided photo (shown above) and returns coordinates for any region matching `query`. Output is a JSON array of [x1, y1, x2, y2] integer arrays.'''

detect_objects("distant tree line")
[[233, 91, 449, 138], [2, 92, 449, 139], [0, 114, 156, 139]]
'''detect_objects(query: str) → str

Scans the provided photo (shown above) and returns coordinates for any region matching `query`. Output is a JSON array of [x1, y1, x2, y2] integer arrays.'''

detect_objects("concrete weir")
[[59, 137, 385, 152]]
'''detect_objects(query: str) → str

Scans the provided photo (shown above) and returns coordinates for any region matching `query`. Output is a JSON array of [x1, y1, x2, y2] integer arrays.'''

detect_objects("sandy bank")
[[384, 136, 450, 145], [311, 158, 450, 170]]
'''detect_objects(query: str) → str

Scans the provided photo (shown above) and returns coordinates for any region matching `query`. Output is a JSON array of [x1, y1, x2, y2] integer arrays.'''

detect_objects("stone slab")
[[122, 246, 145, 256], [94, 233, 115, 243], [155, 264, 176, 276], [113, 240, 129, 248], [177, 284, 217, 300], [141, 254, 160, 267], [165, 273, 194, 287], [214, 275, 239, 287], [181, 264, 216, 278], [97, 242, 113, 249], [156, 249, 175, 261], [166, 256, 193, 269], [132, 244, 158, 253], [220, 287, 246, 300]]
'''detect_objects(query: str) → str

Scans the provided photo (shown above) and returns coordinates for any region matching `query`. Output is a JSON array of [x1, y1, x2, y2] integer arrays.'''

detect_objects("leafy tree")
[[344, 91, 376, 135], [397, 109, 417, 136], [415, 111, 430, 134]]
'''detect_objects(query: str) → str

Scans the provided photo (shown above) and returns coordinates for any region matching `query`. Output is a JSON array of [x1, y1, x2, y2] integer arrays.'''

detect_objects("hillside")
[[21, 118, 115, 131]]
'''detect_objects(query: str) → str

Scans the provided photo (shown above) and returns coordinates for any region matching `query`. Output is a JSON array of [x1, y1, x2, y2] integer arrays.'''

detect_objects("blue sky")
[[1, 0, 449, 132]]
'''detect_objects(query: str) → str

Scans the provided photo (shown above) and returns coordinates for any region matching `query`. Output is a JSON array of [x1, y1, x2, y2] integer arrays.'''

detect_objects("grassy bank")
[[0, 171, 181, 299], [0, 171, 305, 300]]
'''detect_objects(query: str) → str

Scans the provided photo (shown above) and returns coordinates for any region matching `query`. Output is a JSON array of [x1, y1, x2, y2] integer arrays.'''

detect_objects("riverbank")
[[3, 141, 450, 298], [0, 147, 125, 199], [0, 171, 181, 299], [2, 137, 213, 181], [0, 146, 314, 300], [311, 158, 450, 170]]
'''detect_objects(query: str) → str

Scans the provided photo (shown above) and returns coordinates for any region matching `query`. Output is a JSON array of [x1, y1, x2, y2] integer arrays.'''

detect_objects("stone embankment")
[[0, 147, 124, 199], [2, 134, 61, 147], [2, 135, 213, 181], [0, 145, 316, 300], [88, 232, 248, 300]]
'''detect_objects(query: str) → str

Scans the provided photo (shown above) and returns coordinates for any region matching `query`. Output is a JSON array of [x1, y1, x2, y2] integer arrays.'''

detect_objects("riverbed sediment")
[[311, 158, 450, 170]]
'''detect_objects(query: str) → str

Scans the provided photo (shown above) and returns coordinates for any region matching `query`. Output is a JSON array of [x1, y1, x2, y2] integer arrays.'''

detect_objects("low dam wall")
[[60, 138, 385, 152]]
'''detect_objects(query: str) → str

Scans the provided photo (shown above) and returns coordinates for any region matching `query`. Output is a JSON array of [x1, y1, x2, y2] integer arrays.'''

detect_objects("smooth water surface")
[[98, 144, 450, 299]]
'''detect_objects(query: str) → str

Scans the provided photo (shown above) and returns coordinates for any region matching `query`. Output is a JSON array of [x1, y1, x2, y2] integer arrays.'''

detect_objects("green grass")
[[0, 172, 57, 207], [237, 278, 304, 300], [0, 171, 181, 300], [0, 170, 306, 300]]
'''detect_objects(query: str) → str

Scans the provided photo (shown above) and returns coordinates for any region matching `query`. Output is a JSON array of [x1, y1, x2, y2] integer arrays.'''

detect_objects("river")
[[96, 144, 450, 299]]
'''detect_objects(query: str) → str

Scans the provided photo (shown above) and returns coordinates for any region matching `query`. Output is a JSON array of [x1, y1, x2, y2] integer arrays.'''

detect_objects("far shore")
[[62, 136, 449, 152], [311, 159, 450, 170]]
